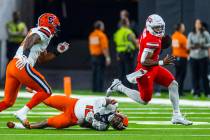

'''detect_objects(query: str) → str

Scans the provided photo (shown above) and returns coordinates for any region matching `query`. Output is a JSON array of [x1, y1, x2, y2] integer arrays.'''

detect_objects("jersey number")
[[85, 105, 94, 117]]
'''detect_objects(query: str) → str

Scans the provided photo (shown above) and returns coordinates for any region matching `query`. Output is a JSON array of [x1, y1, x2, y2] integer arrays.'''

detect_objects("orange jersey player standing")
[[0, 13, 69, 128], [7, 96, 128, 131]]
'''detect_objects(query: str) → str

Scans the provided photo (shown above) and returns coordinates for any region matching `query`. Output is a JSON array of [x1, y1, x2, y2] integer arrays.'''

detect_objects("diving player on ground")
[[0, 13, 69, 128], [107, 14, 192, 125], [7, 95, 128, 131]]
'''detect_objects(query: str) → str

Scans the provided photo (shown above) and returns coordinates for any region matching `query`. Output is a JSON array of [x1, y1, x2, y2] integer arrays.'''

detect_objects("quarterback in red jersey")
[[107, 14, 192, 125]]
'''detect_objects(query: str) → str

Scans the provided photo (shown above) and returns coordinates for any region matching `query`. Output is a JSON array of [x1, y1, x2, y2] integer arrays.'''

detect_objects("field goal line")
[[0, 133, 210, 137]]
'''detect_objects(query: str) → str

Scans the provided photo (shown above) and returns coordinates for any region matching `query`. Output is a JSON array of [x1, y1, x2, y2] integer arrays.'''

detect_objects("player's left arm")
[[37, 42, 69, 64], [141, 49, 175, 67], [30, 120, 48, 129]]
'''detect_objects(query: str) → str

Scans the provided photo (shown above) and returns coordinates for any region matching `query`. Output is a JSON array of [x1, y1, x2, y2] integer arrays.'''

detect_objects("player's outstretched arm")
[[37, 42, 70, 64], [7, 120, 48, 129], [30, 120, 48, 129]]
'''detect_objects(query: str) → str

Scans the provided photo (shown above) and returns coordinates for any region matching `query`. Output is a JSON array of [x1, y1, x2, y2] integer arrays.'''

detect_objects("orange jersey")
[[88, 29, 109, 56], [172, 31, 188, 58]]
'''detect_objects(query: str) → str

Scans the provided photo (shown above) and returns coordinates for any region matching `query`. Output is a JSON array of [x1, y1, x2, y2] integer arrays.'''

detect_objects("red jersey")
[[137, 29, 162, 70]]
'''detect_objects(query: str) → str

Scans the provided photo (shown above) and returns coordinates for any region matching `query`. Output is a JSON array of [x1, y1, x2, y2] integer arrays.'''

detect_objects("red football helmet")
[[38, 13, 60, 35]]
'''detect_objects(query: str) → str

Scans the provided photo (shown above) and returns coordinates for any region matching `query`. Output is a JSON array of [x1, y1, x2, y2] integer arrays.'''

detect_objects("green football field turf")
[[0, 96, 210, 140]]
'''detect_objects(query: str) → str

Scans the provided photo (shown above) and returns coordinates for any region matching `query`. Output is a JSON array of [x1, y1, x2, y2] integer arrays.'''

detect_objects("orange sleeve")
[[100, 33, 109, 49]]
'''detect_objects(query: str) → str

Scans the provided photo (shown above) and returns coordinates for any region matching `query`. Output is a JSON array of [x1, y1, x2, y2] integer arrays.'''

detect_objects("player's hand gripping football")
[[163, 54, 176, 65], [57, 42, 70, 54], [16, 55, 29, 70]]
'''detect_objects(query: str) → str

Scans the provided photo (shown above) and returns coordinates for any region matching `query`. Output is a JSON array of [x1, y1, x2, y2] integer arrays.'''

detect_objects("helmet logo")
[[147, 17, 153, 23], [48, 16, 55, 24]]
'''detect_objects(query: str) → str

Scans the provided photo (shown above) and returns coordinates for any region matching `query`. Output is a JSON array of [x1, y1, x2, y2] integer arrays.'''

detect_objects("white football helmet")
[[146, 14, 165, 37]]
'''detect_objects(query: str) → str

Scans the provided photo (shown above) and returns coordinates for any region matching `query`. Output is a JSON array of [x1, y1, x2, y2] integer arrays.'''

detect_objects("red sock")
[[26, 92, 51, 109], [0, 101, 10, 112]]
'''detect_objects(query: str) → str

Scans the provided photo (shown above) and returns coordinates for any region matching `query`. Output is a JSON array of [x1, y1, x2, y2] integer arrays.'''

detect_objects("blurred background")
[[0, 0, 210, 98]]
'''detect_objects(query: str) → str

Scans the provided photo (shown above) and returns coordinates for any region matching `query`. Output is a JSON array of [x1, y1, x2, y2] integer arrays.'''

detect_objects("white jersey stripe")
[[146, 42, 159, 46]]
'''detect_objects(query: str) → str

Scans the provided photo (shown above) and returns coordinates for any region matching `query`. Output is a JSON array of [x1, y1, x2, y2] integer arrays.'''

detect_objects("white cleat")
[[106, 79, 122, 97], [13, 111, 30, 129], [171, 115, 193, 125]]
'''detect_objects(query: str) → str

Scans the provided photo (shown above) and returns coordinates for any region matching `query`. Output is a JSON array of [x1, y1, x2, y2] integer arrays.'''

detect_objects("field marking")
[[1, 91, 210, 107], [1, 116, 210, 121], [129, 116, 210, 119], [7, 107, 210, 110], [0, 120, 209, 126], [0, 111, 59, 115], [124, 112, 210, 115], [1, 115, 210, 119], [120, 108, 210, 110], [130, 121, 210, 125], [1, 111, 210, 115], [0, 133, 210, 137], [1, 127, 210, 130], [0, 116, 51, 118]]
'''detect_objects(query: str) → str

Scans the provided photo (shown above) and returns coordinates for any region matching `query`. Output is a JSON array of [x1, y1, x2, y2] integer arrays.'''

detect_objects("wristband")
[[158, 60, 164, 66]]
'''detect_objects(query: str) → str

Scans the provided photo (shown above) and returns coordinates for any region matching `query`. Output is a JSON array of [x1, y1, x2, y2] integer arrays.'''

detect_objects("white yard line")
[[1, 91, 210, 107], [0, 111, 59, 115], [130, 121, 210, 125], [7, 107, 210, 111], [120, 108, 210, 110], [129, 116, 210, 119], [0, 133, 210, 137], [0, 116, 50, 118], [1, 111, 210, 115], [0, 116, 210, 120], [0, 127, 210, 130], [124, 112, 210, 114]]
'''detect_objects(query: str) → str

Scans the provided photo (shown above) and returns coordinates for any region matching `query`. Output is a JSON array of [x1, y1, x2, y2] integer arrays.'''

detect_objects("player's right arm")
[[22, 33, 41, 54], [7, 120, 48, 129], [141, 48, 175, 67], [16, 33, 41, 70]]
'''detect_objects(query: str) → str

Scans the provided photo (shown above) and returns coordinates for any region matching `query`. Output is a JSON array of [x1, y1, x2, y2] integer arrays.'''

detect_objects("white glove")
[[92, 119, 109, 131], [57, 42, 69, 54], [85, 111, 94, 123], [16, 55, 29, 70]]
